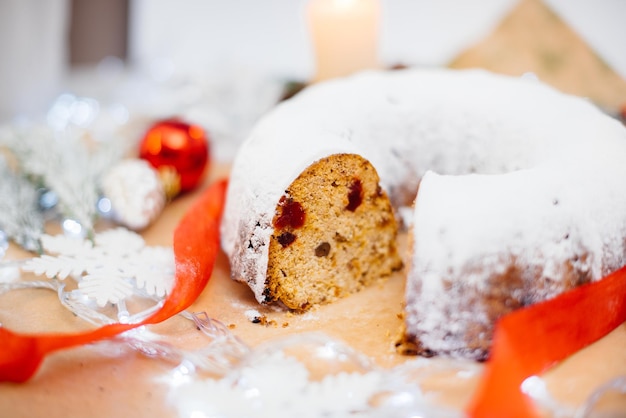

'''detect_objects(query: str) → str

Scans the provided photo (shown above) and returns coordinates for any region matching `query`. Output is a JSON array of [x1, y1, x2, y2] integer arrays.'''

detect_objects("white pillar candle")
[[308, 0, 380, 82]]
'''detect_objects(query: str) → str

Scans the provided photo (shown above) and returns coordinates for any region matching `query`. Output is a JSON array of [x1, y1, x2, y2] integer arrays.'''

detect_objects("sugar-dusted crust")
[[404, 256, 593, 360], [221, 68, 626, 359]]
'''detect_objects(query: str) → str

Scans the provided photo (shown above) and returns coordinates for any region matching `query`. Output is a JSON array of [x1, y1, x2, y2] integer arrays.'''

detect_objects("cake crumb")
[[245, 309, 265, 324], [228, 323, 236, 329], [395, 337, 420, 356], [244, 309, 279, 327]]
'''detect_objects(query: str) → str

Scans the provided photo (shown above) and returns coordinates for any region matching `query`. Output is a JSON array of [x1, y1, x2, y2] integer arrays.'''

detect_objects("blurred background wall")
[[128, 0, 626, 80], [0, 0, 625, 121]]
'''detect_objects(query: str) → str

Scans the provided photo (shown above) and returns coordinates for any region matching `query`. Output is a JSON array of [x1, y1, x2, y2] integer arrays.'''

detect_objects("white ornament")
[[101, 159, 166, 230]]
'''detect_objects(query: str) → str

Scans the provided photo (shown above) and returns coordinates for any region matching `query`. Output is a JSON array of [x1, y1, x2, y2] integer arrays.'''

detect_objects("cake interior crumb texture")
[[265, 153, 403, 310]]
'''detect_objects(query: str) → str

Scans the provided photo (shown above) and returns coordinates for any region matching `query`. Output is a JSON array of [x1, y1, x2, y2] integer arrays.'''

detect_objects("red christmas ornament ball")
[[139, 118, 210, 194]]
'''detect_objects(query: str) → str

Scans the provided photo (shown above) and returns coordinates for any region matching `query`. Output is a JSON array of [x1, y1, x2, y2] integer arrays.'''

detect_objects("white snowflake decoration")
[[22, 227, 174, 307], [169, 351, 385, 418]]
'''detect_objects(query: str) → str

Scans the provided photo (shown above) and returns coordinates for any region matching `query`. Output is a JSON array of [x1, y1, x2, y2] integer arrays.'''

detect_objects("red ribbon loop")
[[467, 265, 626, 417]]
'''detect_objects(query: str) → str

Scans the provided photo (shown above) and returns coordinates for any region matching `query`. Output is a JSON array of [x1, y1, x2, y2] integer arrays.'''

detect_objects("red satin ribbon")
[[0, 178, 228, 383], [466, 265, 626, 417]]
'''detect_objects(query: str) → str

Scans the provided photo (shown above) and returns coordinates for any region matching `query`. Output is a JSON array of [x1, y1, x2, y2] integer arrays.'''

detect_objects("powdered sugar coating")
[[221, 69, 626, 356]]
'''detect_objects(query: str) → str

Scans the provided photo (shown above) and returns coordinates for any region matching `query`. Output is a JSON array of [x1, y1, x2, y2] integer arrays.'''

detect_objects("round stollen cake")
[[220, 68, 626, 360]]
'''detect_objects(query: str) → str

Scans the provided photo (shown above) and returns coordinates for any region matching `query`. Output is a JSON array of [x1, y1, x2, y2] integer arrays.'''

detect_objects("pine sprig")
[[6, 126, 99, 235], [0, 156, 44, 253], [0, 124, 126, 241]]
